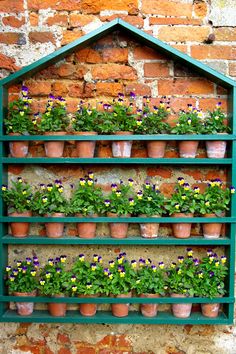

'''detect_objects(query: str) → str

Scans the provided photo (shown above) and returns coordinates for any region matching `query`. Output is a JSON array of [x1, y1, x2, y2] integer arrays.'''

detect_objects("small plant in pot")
[[135, 99, 171, 158], [70, 172, 103, 238], [103, 180, 134, 238], [103, 252, 136, 317], [194, 250, 228, 318], [33, 180, 68, 238], [72, 253, 104, 316], [1, 177, 34, 237], [166, 249, 196, 318], [111, 92, 137, 158], [165, 178, 197, 238], [133, 182, 165, 238], [38, 255, 69, 317], [197, 179, 233, 239], [132, 258, 166, 317], [5, 256, 39, 315], [37, 95, 69, 157], [71, 102, 99, 157], [171, 105, 203, 158], [202, 102, 231, 158], [4, 86, 37, 157]]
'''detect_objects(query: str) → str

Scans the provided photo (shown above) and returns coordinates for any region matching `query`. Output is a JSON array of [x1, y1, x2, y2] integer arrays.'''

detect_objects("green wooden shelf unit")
[[0, 19, 235, 324]]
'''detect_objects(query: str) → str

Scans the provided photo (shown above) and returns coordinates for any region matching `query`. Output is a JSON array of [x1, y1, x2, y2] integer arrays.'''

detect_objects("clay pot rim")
[[107, 212, 131, 218], [171, 212, 194, 217], [44, 212, 65, 217], [114, 131, 133, 135], [13, 290, 37, 296], [44, 131, 67, 136], [139, 214, 161, 218], [75, 213, 98, 218], [73, 131, 98, 135], [8, 210, 32, 216]]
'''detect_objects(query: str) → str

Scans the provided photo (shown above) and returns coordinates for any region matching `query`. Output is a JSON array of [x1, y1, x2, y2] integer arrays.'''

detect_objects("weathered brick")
[[0, 32, 22, 44], [149, 18, 201, 25], [198, 98, 227, 111], [79, 0, 138, 14], [46, 14, 68, 26], [144, 62, 170, 78], [158, 79, 214, 95], [96, 82, 123, 96], [102, 48, 128, 63], [28, 0, 81, 11], [75, 48, 102, 63], [68, 83, 83, 97], [134, 46, 166, 60], [57, 63, 76, 77], [229, 62, 236, 77], [125, 83, 151, 96], [2, 16, 25, 28], [29, 32, 55, 44], [160, 183, 176, 196], [57, 333, 70, 345], [29, 13, 39, 26], [0, 53, 19, 71], [25, 81, 52, 96], [62, 30, 83, 45], [191, 45, 235, 60], [193, 2, 208, 18], [158, 26, 210, 42], [58, 348, 72, 354], [69, 14, 97, 27], [0, 0, 24, 11], [76, 348, 96, 354], [184, 170, 203, 180], [99, 14, 144, 28], [214, 27, 236, 41], [110, 335, 132, 349], [147, 167, 172, 178], [142, 0, 192, 17], [91, 64, 137, 80]]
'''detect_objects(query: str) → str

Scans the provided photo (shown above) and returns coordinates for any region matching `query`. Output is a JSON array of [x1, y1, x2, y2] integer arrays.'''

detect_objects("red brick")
[[29, 13, 39, 26], [205, 170, 227, 182], [147, 168, 172, 178], [158, 26, 210, 42], [142, 0, 192, 17], [0, 0, 24, 11], [229, 62, 236, 77], [0, 53, 19, 72], [2, 16, 25, 28], [45, 347, 54, 354], [97, 335, 112, 347], [58, 348, 72, 354], [29, 32, 55, 44], [149, 17, 201, 25], [91, 64, 137, 80], [76, 348, 96, 354], [8, 165, 25, 175], [75, 48, 102, 63], [67, 228, 77, 236], [214, 27, 236, 41], [79, 0, 138, 14], [172, 45, 188, 53], [52, 82, 69, 96], [57, 333, 70, 345], [17, 346, 40, 354], [134, 46, 166, 60], [125, 83, 151, 96], [28, 0, 81, 11], [144, 62, 170, 78], [110, 335, 132, 349], [69, 14, 97, 27], [198, 98, 227, 111], [102, 48, 128, 63], [46, 14, 68, 26], [96, 82, 123, 96], [191, 45, 235, 60], [194, 2, 208, 18], [160, 183, 176, 196], [68, 83, 83, 97], [25, 81, 52, 96], [184, 170, 203, 180], [0, 33, 22, 44], [100, 14, 144, 28], [158, 79, 214, 95], [57, 63, 76, 77], [62, 30, 83, 45]]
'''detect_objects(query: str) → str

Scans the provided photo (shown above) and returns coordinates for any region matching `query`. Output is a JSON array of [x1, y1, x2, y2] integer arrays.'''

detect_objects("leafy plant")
[[135, 102, 171, 134], [133, 182, 165, 216], [171, 105, 203, 134], [1, 177, 34, 213], [33, 180, 68, 215], [111, 93, 137, 132], [5, 256, 39, 293], [4, 86, 37, 135], [103, 180, 134, 216], [70, 173, 103, 216], [94, 104, 115, 134], [202, 103, 231, 134], [72, 103, 98, 132], [37, 95, 69, 132]]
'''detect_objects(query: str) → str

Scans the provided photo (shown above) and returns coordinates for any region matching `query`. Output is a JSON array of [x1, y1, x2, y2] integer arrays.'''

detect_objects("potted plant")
[[197, 179, 233, 239], [37, 95, 69, 157], [70, 173, 103, 238], [171, 105, 203, 158], [38, 255, 69, 316], [72, 254, 104, 316], [165, 178, 197, 238], [195, 250, 228, 317], [133, 258, 166, 317], [166, 249, 196, 318], [4, 86, 36, 157], [103, 253, 135, 317], [111, 93, 137, 158], [103, 180, 134, 238], [133, 182, 165, 238], [1, 177, 34, 237], [71, 102, 99, 157], [33, 180, 68, 238], [5, 256, 39, 315], [135, 100, 171, 157], [202, 102, 231, 158]]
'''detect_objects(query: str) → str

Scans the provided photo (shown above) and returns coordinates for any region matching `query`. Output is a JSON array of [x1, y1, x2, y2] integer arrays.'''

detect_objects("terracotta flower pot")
[[111, 293, 131, 317], [140, 293, 160, 317], [147, 141, 166, 158], [171, 293, 192, 318], [45, 213, 65, 238], [9, 211, 32, 237], [139, 215, 160, 238], [76, 213, 97, 238], [202, 213, 222, 239], [13, 291, 36, 316], [201, 302, 220, 318], [44, 132, 66, 157], [112, 131, 133, 158], [108, 212, 130, 239], [171, 213, 193, 238], [48, 294, 67, 317], [74, 132, 97, 158], [206, 140, 227, 158], [9, 133, 29, 158], [178, 141, 199, 158], [78, 294, 97, 317]]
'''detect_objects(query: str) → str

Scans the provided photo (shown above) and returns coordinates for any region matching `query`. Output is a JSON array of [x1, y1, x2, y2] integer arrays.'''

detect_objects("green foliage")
[[94, 107, 115, 134], [33, 180, 68, 215], [72, 103, 98, 132], [103, 180, 134, 216], [70, 173, 103, 216], [133, 183, 165, 216], [202, 104, 231, 134], [171, 105, 203, 134], [1, 177, 33, 213], [111, 97, 137, 132], [37, 95, 69, 132], [5, 256, 39, 293]]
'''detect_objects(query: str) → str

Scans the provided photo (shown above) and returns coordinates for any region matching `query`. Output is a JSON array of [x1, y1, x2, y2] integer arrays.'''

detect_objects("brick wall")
[[1, 1, 236, 353]]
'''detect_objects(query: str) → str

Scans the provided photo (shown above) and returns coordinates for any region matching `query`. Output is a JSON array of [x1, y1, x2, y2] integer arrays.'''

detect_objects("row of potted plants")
[[5, 249, 227, 319], [6, 87, 230, 158], [1, 175, 234, 239]]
